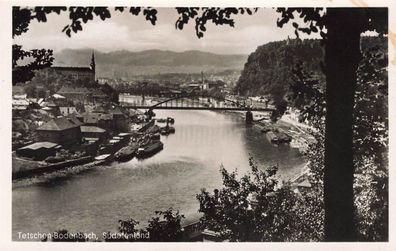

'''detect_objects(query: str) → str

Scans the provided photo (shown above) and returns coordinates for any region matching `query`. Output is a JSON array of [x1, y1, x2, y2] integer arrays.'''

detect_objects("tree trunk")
[[324, 8, 363, 241]]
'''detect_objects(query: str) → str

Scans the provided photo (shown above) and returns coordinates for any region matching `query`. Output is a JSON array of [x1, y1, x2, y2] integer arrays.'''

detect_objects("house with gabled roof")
[[16, 142, 61, 161], [80, 126, 107, 142], [36, 117, 82, 145]]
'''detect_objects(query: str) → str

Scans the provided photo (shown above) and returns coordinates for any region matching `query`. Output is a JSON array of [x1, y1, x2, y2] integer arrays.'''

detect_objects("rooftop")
[[57, 86, 90, 94], [78, 112, 113, 124], [19, 142, 59, 150], [67, 115, 84, 126], [92, 106, 106, 113], [80, 126, 106, 133], [37, 117, 81, 131], [110, 106, 126, 116]]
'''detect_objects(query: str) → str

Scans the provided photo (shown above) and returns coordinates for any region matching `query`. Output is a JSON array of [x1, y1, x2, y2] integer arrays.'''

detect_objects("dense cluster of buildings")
[[102, 70, 238, 97], [12, 54, 140, 162]]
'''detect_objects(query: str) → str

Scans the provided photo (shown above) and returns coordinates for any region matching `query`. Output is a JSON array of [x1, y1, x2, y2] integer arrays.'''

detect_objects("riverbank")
[[12, 110, 307, 240], [222, 110, 314, 150], [12, 118, 171, 181]]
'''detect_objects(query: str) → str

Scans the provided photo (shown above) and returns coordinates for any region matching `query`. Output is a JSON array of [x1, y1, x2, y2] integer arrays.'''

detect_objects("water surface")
[[12, 110, 305, 240]]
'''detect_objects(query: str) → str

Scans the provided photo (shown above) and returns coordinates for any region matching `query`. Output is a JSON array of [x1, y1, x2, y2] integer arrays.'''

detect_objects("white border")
[[0, 0, 395, 250]]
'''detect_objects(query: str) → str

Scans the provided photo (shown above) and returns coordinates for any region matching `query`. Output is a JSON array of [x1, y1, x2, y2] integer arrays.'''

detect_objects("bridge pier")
[[245, 110, 253, 125]]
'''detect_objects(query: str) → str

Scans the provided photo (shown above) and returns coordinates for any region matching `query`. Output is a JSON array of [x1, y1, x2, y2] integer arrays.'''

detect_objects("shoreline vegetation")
[[12, 110, 310, 186], [13, 110, 313, 242]]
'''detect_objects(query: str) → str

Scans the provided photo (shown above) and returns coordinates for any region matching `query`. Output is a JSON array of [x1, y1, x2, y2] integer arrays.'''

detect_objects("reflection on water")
[[12, 110, 306, 240]]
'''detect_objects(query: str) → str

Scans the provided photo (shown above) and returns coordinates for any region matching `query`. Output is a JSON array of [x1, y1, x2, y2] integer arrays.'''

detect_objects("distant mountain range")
[[53, 49, 248, 78]]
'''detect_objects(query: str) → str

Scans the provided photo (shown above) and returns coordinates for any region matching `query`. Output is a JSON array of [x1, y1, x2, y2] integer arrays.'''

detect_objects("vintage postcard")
[[1, 0, 395, 250]]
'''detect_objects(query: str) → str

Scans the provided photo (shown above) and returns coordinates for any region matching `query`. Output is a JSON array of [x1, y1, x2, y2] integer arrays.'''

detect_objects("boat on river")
[[151, 133, 160, 140], [156, 118, 167, 123], [260, 123, 275, 133], [160, 126, 175, 135], [146, 124, 160, 134], [136, 141, 163, 159], [114, 143, 139, 162], [94, 154, 114, 164], [168, 127, 175, 133], [167, 117, 175, 124], [266, 131, 292, 144]]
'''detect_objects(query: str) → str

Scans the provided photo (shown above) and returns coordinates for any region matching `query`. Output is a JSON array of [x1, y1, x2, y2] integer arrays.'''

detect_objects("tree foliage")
[[12, 7, 158, 85], [289, 42, 388, 241], [175, 8, 257, 38], [12, 6, 389, 241], [276, 8, 387, 241], [276, 8, 387, 39], [290, 40, 387, 161], [12, 7, 257, 85], [196, 158, 323, 241], [104, 208, 184, 242], [146, 208, 185, 241], [236, 37, 384, 114]]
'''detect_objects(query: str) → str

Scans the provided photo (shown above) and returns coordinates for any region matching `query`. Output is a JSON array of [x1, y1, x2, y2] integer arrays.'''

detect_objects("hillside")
[[53, 49, 248, 78], [236, 38, 323, 100], [236, 37, 386, 103]]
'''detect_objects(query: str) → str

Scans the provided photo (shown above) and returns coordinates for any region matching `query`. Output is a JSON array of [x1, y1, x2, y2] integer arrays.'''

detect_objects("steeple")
[[90, 51, 96, 77]]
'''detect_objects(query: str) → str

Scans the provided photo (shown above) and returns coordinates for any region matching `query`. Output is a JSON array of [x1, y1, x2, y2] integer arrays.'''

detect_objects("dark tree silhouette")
[[276, 7, 387, 241], [12, 6, 388, 241]]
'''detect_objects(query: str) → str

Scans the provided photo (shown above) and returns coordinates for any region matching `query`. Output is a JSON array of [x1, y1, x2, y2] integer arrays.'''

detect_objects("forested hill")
[[235, 37, 386, 101], [236, 38, 323, 99]]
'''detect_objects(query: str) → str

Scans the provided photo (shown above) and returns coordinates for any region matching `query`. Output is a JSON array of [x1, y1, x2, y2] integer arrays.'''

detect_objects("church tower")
[[90, 52, 96, 80]]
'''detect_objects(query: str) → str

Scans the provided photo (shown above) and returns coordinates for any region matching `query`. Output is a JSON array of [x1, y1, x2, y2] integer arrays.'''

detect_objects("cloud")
[[15, 21, 132, 52], [14, 8, 318, 55]]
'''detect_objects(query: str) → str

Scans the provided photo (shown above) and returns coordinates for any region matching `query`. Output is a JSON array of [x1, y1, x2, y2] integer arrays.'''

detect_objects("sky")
[[14, 8, 317, 55]]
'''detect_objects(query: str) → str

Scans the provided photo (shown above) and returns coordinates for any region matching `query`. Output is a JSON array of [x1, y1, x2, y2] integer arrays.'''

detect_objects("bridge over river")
[[120, 94, 276, 123]]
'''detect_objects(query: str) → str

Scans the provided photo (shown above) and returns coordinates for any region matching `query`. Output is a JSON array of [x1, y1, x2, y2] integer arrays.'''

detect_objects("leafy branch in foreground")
[[196, 158, 323, 241]]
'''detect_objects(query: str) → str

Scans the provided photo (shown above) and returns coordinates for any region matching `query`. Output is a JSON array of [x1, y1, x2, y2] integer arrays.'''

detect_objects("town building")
[[77, 112, 114, 131], [59, 106, 78, 116], [36, 117, 82, 145], [12, 86, 29, 112], [110, 107, 129, 132], [80, 126, 107, 142], [40, 53, 96, 87], [16, 142, 60, 161], [56, 86, 91, 103], [12, 99, 30, 111], [208, 80, 226, 89], [91, 89, 108, 103], [46, 66, 94, 83], [12, 86, 27, 99]]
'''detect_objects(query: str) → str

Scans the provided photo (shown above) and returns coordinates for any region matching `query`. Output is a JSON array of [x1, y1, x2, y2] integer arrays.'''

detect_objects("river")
[[12, 110, 306, 240]]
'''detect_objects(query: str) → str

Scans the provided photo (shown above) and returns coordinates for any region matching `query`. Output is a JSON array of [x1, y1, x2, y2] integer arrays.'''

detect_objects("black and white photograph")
[[1, 0, 395, 249]]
